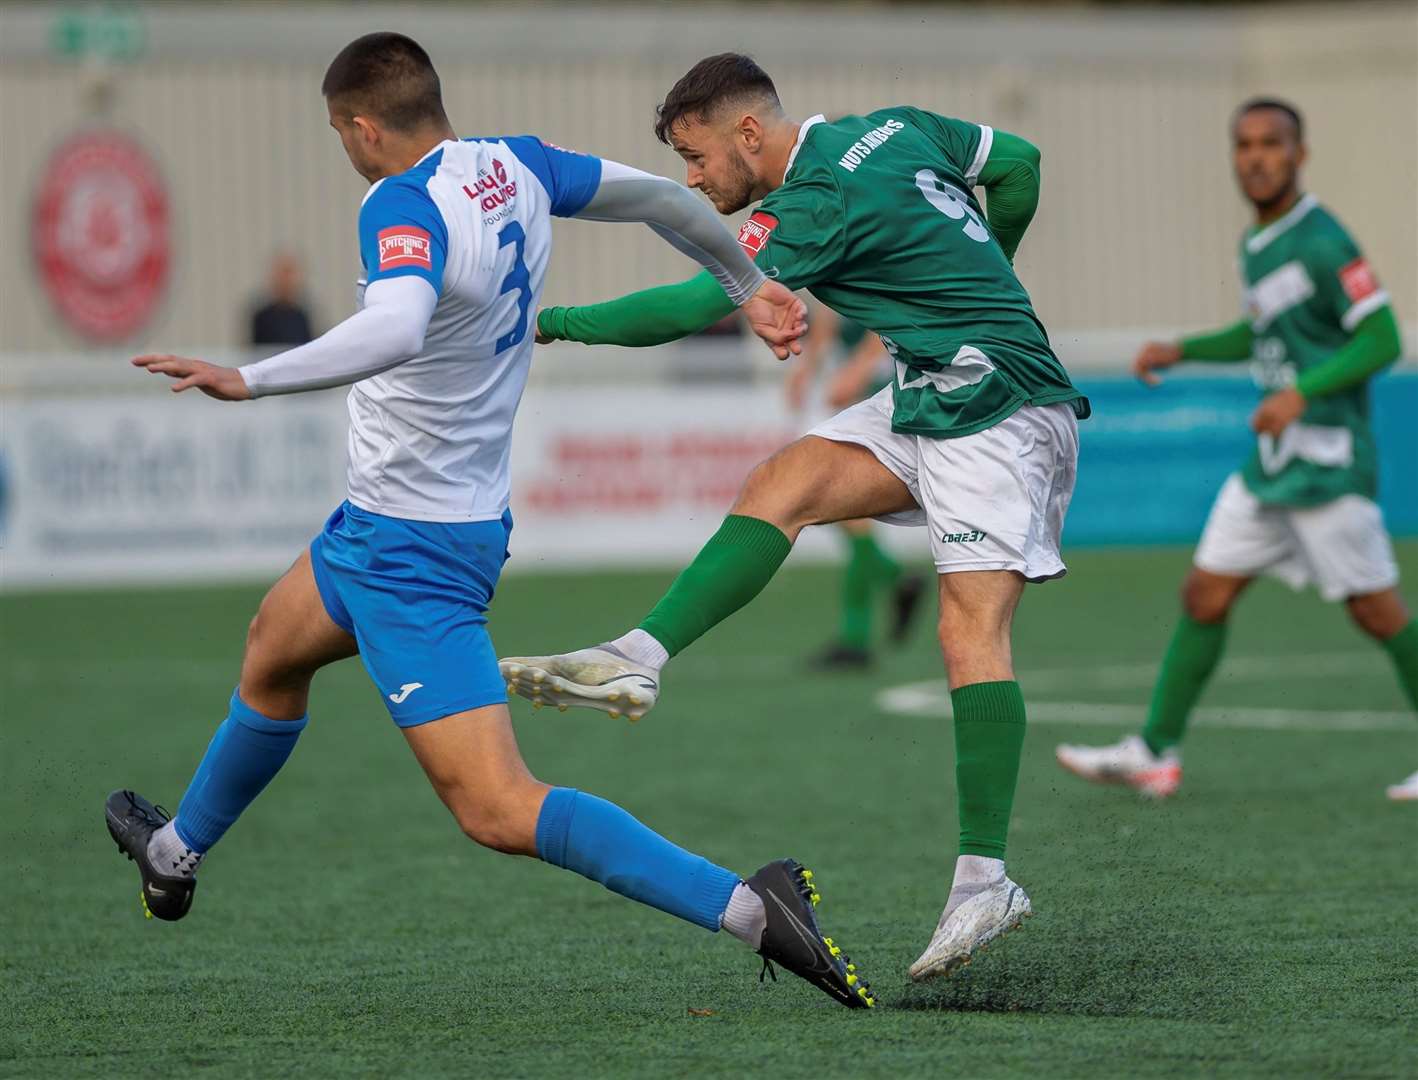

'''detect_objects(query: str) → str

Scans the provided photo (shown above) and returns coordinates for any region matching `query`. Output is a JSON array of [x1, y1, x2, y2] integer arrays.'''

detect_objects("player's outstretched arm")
[[551, 158, 806, 358], [1133, 320, 1255, 386], [538, 270, 806, 360], [238, 276, 436, 396], [539, 271, 734, 347], [575, 161, 767, 306], [133, 277, 437, 400]]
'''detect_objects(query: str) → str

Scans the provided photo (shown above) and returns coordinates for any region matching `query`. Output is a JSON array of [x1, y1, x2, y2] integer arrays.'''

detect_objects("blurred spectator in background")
[[248, 253, 315, 351]]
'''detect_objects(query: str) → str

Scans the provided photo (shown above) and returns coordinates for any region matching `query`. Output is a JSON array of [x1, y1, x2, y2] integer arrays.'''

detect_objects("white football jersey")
[[345, 136, 601, 522]]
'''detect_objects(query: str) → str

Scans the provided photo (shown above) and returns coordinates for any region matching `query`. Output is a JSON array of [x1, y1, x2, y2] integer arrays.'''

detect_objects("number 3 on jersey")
[[915, 170, 989, 243], [495, 221, 531, 354]]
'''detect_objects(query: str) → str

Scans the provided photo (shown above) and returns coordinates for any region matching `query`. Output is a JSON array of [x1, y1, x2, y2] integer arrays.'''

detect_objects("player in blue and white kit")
[[104, 33, 874, 1009]]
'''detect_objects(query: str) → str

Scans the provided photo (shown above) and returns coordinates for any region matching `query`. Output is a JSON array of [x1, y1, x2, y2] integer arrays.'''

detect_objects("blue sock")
[[174, 690, 308, 853], [535, 788, 739, 931]]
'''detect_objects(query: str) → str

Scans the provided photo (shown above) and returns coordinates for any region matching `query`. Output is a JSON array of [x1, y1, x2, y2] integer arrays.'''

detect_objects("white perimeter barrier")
[[0, 362, 888, 589]]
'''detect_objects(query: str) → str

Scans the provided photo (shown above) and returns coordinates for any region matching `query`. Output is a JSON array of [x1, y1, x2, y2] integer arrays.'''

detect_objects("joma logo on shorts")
[[940, 530, 987, 544]]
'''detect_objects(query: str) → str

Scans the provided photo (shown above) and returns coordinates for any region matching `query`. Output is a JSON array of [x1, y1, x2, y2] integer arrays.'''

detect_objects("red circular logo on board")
[[31, 130, 170, 342]]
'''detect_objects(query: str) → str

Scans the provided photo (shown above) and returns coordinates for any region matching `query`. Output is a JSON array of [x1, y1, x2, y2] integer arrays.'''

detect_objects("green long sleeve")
[[537, 270, 735, 347], [1179, 319, 1255, 362], [976, 130, 1041, 264], [1296, 306, 1402, 399]]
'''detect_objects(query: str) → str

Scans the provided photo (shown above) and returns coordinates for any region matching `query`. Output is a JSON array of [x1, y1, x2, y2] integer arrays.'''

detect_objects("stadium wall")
[[0, 1, 1413, 354]]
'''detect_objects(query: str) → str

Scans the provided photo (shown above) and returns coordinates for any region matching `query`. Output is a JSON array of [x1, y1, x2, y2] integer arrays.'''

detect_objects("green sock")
[[856, 532, 901, 585], [951, 681, 1026, 859], [1141, 616, 1229, 756], [1380, 620, 1418, 712], [839, 535, 877, 649], [639, 515, 792, 659]]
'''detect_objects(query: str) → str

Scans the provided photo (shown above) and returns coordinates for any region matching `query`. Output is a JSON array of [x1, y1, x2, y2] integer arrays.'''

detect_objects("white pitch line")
[[876, 682, 1413, 733], [1022, 652, 1386, 693]]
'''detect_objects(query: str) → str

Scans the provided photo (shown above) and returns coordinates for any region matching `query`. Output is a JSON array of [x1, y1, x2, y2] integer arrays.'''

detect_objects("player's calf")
[[1180, 567, 1249, 625], [1346, 588, 1410, 640]]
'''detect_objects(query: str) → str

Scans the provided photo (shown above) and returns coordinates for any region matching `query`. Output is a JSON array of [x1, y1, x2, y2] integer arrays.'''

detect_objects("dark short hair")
[[322, 32, 448, 133], [1234, 97, 1304, 142], [653, 53, 781, 144]]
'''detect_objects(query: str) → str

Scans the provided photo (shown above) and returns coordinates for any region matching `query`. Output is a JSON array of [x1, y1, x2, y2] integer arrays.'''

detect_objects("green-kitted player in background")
[[511, 53, 1089, 980], [1057, 98, 1417, 802], [783, 306, 927, 670]]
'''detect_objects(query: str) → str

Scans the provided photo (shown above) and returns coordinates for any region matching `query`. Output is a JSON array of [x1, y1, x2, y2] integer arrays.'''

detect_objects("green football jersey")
[[1238, 195, 1391, 505], [737, 108, 1088, 439]]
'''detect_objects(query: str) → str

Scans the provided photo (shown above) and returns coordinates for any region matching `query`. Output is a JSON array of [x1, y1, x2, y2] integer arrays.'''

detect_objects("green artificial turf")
[[2, 545, 1416, 1078]]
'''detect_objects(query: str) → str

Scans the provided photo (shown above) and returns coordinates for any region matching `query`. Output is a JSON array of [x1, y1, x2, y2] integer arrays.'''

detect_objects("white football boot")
[[1054, 734, 1182, 798], [499, 646, 659, 722], [908, 876, 1033, 981], [1386, 769, 1418, 802]]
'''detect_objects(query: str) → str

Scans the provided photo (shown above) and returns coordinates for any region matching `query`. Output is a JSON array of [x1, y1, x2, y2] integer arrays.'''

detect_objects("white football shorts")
[[1193, 473, 1400, 601], [808, 385, 1078, 580]]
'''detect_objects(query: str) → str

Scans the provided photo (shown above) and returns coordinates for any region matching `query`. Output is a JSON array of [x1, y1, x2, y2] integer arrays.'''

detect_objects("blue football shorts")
[[310, 500, 512, 727]]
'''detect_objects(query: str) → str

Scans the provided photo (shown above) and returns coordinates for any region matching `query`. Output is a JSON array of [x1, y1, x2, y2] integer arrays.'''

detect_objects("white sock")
[[607, 628, 669, 671], [147, 819, 204, 878], [720, 882, 766, 947], [952, 854, 1005, 890], [942, 854, 1005, 922]]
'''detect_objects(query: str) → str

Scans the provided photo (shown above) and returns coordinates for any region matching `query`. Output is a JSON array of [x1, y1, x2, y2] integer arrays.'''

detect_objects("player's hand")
[[1132, 341, 1183, 386], [1250, 387, 1306, 437], [132, 354, 252, 401], [743, 280, 807, 361], [825, 363, 871, 409]]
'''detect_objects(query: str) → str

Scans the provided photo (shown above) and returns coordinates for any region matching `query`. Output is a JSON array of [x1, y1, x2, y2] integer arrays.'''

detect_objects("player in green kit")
[[784, 307, 927, 670], [504, 54, 1090, 979], [1056, 99, 1417, 802]]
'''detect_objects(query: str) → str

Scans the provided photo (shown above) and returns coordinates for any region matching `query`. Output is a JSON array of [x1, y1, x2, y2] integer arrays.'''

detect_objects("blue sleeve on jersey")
[[504, 135, 603, 217], [358, 179, 449, 291]]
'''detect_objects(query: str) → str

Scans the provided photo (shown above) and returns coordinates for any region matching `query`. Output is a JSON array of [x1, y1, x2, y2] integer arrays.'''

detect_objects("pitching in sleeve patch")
[[1338, 257, 1380, 304], [377, 226, 434, 271], [737, 212, 778, 258]]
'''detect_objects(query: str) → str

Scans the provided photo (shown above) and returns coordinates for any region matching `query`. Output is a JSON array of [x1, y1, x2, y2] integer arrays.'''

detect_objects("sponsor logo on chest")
[[463, 158, 518, 221], [837, 118, 905, 172], [1245, 260, 1313, 330]]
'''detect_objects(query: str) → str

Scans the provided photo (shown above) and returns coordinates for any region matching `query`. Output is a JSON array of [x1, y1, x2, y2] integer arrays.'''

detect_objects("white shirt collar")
[[361, 139, 455, 206], [1246, 193, 1318, 254], [783, 114, 827, 180]]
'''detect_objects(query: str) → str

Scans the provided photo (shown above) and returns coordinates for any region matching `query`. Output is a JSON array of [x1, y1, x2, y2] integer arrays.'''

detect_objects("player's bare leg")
[[908, 570, 1035, 980], [405, 702, 875, 1006], [1056, 567, 1253, 798], [402, 702, 550, 855], [500, 436, 915, 718], [106, 553, 358, 920], [238, 551, 362, 719]]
